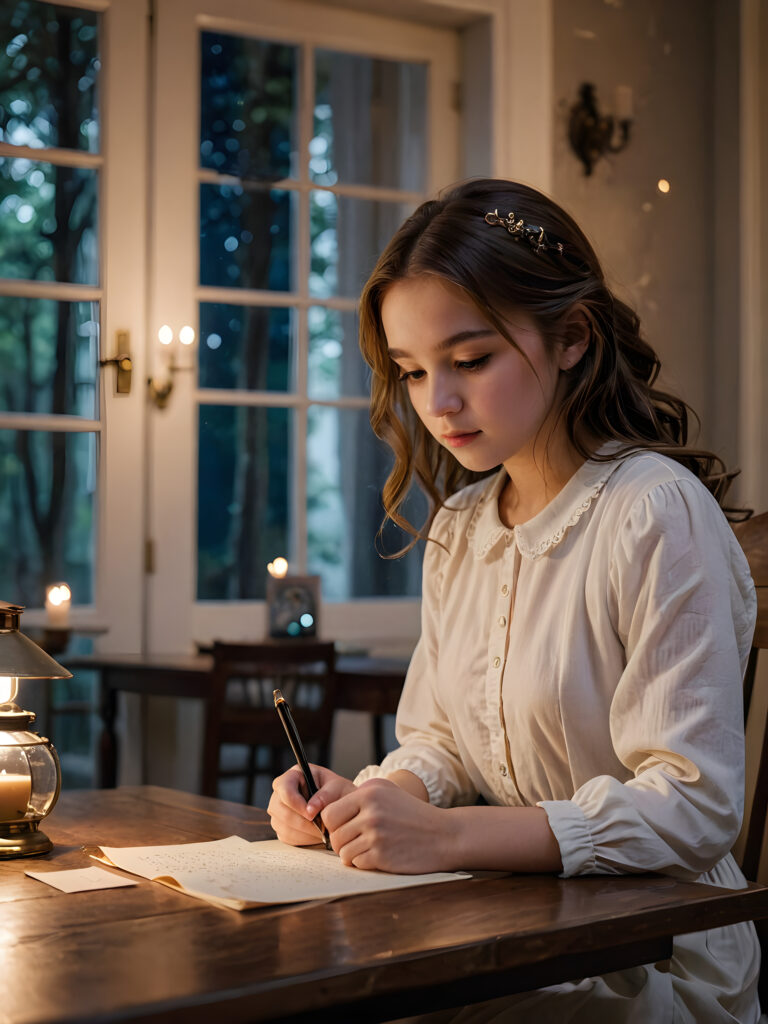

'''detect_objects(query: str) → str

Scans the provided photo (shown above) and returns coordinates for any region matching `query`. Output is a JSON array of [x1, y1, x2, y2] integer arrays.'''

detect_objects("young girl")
[[268, 179, 760, 1022]]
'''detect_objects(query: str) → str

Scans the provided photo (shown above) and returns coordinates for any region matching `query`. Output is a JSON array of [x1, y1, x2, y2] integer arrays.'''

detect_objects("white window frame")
[[0, 0, 148, 656]]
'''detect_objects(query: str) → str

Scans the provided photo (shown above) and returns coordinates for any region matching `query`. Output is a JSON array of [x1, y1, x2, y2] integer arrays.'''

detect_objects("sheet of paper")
[[93, 836, 469, 908], [26, 866, 138, 893]]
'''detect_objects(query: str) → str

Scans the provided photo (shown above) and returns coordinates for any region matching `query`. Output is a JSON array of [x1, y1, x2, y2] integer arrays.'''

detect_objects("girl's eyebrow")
[[388, 328, 495, 360]]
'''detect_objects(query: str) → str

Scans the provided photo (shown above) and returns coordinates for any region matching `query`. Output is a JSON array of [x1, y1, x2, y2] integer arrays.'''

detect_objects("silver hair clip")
[[484, 209, 564, 255]]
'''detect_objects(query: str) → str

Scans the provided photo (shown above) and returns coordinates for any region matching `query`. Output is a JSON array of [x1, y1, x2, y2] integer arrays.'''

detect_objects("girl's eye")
[[456, 354, 491, 372], [395, 355, 490, 382]]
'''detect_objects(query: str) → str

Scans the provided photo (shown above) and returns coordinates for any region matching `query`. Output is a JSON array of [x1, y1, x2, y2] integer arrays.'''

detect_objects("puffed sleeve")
[[354, 507, 478, 806], [539, 477, 756, 879]]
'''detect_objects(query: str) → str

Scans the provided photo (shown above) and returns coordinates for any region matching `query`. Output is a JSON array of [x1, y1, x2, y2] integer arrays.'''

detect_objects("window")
[[195, 32, 431, 603], [0, 0, 101, 609], [147, 1, 459, 649]]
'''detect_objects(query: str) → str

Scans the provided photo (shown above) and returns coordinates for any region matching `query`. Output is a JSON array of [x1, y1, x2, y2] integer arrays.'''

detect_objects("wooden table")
[[5, 786, 768, 1024], [64, 651, 408, 786]]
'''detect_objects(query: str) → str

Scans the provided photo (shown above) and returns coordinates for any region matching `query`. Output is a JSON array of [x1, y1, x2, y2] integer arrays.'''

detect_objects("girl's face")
[[381, 274, 573, 474]]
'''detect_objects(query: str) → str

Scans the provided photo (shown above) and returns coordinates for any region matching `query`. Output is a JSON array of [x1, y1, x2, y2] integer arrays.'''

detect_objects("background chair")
[[733, 511, 768, 882], [201, 640, 336, 806], [733, 511, 768, 1007]]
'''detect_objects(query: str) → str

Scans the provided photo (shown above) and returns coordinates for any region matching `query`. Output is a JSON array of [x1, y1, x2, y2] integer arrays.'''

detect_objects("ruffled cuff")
[[354, 758, 446, 806], [538, 799, 597, 877], [353, 764, 386, 786]]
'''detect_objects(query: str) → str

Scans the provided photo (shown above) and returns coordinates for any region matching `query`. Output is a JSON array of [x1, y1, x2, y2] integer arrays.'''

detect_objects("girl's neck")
[[499, 436, 588, 528]]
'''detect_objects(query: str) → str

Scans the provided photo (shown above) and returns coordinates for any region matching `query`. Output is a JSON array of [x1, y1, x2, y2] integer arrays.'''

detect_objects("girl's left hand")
[[314, 777, 454, 874]]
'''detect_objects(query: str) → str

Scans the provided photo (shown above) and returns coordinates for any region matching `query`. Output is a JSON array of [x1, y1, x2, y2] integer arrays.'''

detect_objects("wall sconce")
[[44, 582, 72, 629], [147, 324, 196, 408], [568, 82, 634, 176], [0, 601, 70, 858]]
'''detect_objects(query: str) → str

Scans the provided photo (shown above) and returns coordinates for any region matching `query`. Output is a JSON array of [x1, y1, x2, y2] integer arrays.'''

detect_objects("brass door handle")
[[99, 331, 132, 394]]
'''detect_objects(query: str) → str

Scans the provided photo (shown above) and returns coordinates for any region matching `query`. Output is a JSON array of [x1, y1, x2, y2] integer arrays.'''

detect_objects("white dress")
[[356, 448, 761, 1023]]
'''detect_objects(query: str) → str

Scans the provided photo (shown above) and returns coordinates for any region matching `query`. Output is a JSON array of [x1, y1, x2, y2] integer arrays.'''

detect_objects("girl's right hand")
[[268, 765, 355, 846]]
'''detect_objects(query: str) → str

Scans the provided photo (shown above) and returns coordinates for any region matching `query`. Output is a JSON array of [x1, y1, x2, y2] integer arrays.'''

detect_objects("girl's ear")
[[558, 305, 590, 371]]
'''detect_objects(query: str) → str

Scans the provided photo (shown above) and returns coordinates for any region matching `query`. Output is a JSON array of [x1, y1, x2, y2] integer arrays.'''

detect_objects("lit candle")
[[0, 676, 18, 705], [45, 583, 72, 628], [267, 557, 289, 579], [0, 769, 31, 821], [614, 84, 634, 122], [158, 324, 174, 346], [179, 324, 196, 346]]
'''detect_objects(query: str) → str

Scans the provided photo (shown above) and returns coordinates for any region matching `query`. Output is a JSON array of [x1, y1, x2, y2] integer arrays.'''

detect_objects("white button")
[[501, 584, 509, 596], [493, 656, 501, 668], [498, 615, 507, 627], [499, 763, 508, 776]]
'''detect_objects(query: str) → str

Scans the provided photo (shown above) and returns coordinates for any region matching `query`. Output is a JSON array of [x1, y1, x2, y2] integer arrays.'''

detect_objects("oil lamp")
[[0, 600, 71, 858]]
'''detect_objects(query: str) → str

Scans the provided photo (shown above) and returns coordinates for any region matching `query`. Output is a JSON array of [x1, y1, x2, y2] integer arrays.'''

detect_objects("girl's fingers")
[[326, 816, 358, 859], [272, 766, 311, 814], [269, 765, 357, 848], [319, 787, 361, 833], [336, 832, 372, 867], [268, 768, 320, 844], [267, 799, 323, 844], [305, 775, 357, 819], [272, 819, 324, 846]]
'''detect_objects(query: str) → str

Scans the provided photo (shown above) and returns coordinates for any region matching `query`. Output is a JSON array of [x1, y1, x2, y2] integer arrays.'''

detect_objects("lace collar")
[[466, 444, 626, 561]]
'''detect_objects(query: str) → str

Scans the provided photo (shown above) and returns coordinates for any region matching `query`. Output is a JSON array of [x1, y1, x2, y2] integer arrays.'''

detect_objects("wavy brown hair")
[[359, 178, 740, 548]]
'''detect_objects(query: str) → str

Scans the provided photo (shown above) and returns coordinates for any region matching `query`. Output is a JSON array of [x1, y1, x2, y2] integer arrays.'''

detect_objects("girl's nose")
[[425, 376, 463, 418]]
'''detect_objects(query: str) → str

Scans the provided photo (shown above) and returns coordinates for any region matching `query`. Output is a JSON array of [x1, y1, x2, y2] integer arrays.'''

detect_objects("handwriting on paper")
[[92, 836, 469, 910]]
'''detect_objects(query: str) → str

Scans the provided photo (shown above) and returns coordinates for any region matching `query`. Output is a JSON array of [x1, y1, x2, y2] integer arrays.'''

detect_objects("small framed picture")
[[266, 575, 321, 639]]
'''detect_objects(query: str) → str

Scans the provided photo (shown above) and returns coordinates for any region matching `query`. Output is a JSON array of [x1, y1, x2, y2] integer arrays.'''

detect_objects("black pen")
[[273, 688, 332, 850]]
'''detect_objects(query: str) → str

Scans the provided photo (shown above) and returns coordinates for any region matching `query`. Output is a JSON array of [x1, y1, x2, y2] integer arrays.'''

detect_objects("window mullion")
[[290, 40, 315, 573], [196, 165, 420, 205], [0, 280, 102, 301], [193, 390, 369, 409], [0, 415, 102, 432], [0, 142, 104, 169], [195, 285, 357, 311]]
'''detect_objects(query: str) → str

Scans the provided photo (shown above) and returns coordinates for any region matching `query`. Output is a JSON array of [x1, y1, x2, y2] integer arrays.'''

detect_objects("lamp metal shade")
[[0, 630, 72, 679]]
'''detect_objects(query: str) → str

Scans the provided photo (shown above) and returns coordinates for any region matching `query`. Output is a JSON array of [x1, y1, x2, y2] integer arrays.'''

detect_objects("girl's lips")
[[443, 431, 481, 448]]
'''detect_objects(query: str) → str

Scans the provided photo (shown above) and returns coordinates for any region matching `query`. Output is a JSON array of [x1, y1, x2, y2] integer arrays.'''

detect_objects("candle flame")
[[267, 557, 289, 579], [46, 583, 72, 606]]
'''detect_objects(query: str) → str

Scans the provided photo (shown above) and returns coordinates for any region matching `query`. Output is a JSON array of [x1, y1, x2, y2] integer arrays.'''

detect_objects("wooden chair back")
[[733, 511, 768, 881], [201, 640, 336, 803]]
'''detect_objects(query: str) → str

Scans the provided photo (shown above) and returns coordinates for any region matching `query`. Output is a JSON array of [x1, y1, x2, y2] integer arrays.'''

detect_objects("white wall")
[[550, 0, 740, 469]]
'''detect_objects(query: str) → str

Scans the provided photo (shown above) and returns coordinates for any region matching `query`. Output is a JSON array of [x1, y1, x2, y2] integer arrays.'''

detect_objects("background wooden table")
[[63, 651, 408, 786], [4, 786, 768, 1024]]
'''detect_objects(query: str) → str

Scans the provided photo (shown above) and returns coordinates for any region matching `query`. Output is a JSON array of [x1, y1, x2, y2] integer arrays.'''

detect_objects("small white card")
[[26, 866, 138, 893]]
